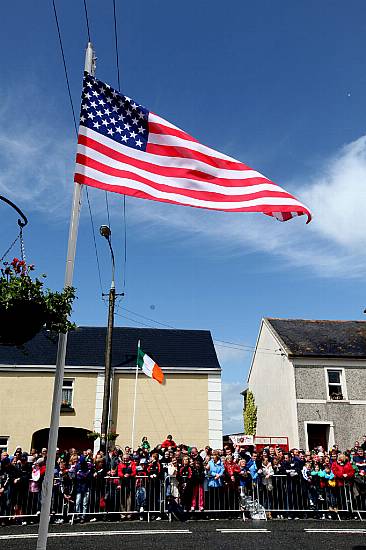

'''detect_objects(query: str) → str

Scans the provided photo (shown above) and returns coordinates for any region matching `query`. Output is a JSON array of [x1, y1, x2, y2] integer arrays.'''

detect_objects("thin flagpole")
[[131, 339, 140, 450], [36, 43, 96, 550]]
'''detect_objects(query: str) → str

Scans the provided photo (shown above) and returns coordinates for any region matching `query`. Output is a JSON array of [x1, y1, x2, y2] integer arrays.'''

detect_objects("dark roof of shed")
[[266, 318, 366, 358], [0, 326, 220, 369]]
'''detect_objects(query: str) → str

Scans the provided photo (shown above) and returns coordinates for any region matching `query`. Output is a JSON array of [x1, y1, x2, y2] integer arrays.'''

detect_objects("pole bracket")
[[0, 195, 28, 228]]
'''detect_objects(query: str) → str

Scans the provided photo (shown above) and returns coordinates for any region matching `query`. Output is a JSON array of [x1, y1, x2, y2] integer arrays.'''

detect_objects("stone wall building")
[[247, 318, 366, 450]]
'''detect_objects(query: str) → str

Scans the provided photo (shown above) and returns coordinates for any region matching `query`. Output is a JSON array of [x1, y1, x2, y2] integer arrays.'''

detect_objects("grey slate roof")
[[0, 326, 221, 369], [267, 318, 366, 358]]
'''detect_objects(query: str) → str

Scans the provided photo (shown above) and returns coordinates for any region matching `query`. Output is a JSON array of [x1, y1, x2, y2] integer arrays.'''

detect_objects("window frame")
[[0, 436, 9, 454], [61, 378, 75, 407], [324, 367, 348, 401]]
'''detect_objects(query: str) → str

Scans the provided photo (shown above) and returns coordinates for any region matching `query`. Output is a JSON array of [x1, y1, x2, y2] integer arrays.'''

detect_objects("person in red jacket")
[[224, 455, 241, 487], [224, 455, 241, 509], [161, 435, 177, 450], [117, 454, 136, 519], [331, 453, 355, 487], [331, 453, 354, 512]]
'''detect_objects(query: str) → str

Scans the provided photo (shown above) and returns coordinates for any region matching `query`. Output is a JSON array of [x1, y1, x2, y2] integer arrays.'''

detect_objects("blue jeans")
[[76, 489, 90, 518]]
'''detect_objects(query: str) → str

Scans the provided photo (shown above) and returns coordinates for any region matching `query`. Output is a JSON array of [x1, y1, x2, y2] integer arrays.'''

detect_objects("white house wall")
[[248, 320, 299, 448], [207, 373, 223, 449]]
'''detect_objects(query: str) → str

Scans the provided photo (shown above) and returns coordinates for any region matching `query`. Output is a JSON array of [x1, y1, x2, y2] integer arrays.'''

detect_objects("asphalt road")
[[1, 520, 366, 550]]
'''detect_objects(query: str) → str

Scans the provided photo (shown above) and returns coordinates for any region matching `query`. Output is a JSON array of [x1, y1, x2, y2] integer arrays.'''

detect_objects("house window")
[[62, 379, 74, 407], [0, 437, 9, 453], [326, 369, 346, 400]]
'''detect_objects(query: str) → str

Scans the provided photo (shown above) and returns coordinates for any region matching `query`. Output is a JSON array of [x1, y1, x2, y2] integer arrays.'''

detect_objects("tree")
[[244, 390, 257, 435]]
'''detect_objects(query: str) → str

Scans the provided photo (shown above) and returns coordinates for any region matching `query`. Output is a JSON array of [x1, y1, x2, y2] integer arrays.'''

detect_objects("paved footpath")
[[1, 520, 366, 550]]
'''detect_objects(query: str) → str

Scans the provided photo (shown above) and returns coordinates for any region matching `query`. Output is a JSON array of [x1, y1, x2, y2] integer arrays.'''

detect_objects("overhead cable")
[[52, 0, 104, 295]]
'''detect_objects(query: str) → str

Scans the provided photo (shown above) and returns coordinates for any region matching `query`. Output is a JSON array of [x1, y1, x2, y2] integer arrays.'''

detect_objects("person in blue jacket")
[[206, 453, 224, 510]]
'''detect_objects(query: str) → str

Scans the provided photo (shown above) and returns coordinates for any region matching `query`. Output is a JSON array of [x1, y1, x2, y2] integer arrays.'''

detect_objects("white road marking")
[[216, 529, 271, 533], [0, 529, 192, 540], [305, 529, 366, 534]]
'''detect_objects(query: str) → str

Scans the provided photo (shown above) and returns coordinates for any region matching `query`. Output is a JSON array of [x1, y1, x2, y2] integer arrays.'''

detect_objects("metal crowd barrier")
[[252, 475, 353, 518], [0, 476, 163, 523], [350, 482, 366, 520], [0, 473, 365, 523], [164, 475, 243, 516], [60, 476, 163, 522]]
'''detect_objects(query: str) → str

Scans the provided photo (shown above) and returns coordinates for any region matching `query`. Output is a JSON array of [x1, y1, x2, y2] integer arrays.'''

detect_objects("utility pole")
[[99, 225, 116, 453]]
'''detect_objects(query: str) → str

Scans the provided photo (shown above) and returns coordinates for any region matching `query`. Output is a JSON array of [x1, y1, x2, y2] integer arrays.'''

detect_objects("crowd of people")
[[0, 434, 366, 525]]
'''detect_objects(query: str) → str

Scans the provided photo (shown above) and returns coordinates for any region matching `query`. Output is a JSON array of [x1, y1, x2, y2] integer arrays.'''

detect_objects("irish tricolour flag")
[[137, 345, 164, 384]]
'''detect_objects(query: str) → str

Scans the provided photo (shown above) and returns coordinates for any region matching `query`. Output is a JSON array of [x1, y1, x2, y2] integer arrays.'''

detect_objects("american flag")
[[75, 73, 311, 223]]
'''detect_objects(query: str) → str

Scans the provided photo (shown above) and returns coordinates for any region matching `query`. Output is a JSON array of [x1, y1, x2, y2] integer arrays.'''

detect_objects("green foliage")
[[244, 390, 257, 435], [0, 258, 76, 335]]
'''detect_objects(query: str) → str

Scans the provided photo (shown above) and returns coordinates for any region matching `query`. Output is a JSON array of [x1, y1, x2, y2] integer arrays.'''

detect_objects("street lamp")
[[99, 225, 116, 453], [99, 225, 115, 289]]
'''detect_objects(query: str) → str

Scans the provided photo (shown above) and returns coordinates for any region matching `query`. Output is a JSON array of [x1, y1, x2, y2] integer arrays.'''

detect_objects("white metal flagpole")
[[36, 42, 96, 550], [131, 339, 140, 450]]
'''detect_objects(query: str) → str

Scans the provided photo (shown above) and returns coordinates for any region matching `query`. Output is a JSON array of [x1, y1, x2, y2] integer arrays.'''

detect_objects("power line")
[[112, 0, 121, 90], [52, 0, 104, 295], [83, 0, 91, 42], [52, 0, 78, 135], [122, 197, 127, 289], [120, 305, 176, 329], [213, 337, 276, 353], [86, 188, 104, 294], [82, 0, 113, 253], [112, 0, 127, 291], [113, 305, 282, 355], [105, 191, 111, 229]]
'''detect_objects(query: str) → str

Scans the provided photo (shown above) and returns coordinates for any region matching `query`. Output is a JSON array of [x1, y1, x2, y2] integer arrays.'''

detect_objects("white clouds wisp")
[[2, 78, 366, 278], [125, 135, 366, 278]]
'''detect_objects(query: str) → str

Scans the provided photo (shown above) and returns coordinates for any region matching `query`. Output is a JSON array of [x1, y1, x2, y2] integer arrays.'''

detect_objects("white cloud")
[[0, 97, 74, 218], [124, 134, 366, 278], [222, 381, 244, 435], [302, 136, 366, 249], [3, 77, 366, 278]]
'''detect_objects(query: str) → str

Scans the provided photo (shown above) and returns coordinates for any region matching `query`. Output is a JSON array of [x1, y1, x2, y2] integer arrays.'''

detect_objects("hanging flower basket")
[[0, 258, 76, 347]]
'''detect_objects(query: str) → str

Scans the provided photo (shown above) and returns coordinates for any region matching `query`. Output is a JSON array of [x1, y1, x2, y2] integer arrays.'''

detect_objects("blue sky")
[[1, 1, 366, 434]]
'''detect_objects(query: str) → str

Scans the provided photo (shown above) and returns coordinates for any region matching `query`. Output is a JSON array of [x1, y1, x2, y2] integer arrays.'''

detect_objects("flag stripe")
[[149, 121, 199, 143], [146, 142, 253, 171], [75, 170, 308, 212], [148, 131, 238, 162], [78, 128, 265, 180], [142, 352, 155, 372], [152, 363, 164, 384], [77, 139, 269, 188], [149, 112, 182, 131], [75, 155, 296, 202], [138, 348, 164, 384], [75, 172, 308, 219], [76, 150, 291, 196]]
